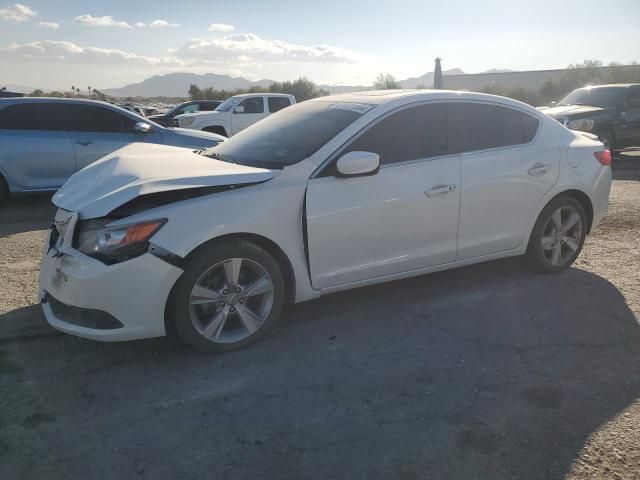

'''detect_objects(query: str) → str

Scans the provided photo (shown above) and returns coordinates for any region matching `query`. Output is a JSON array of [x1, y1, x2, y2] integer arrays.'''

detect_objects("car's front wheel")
[[169, 240, 286, 352], [525, 195, 587, 273]]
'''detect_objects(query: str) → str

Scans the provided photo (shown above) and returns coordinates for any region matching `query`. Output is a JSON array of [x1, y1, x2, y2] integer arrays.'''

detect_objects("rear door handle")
[[425, 184, 457, 198], [528, 163, 550, 176], [75, 140, 93, 146]]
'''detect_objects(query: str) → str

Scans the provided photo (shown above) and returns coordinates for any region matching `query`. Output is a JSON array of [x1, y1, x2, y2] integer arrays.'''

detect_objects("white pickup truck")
[[173, 93, 296, 137]]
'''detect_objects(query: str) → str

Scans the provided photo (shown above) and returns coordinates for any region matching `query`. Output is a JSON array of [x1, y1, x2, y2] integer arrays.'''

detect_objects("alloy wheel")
[[541, 206, 583, 267], [188, 258, 274, 343]]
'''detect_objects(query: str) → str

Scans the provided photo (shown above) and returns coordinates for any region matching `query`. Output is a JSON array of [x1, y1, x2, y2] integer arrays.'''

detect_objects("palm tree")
[[76, 87, 80, 97], [71, 85, 75, 97], [88, 86, 92, 97]]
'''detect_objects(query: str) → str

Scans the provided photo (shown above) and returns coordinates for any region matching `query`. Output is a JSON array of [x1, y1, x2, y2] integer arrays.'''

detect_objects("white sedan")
[[39, 90, 612, 352]]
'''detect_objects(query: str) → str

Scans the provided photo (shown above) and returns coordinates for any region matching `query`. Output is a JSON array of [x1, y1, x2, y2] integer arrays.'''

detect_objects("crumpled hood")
[[537, 104, 605, 118], [53, 143, 278, 219]]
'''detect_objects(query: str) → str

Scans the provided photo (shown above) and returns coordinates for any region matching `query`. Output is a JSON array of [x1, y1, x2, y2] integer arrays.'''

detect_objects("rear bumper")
[[39, 236, 183, 342]]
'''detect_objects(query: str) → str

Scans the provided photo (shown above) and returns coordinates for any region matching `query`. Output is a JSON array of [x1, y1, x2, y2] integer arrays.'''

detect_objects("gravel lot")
[[1, 161, 639, 479]]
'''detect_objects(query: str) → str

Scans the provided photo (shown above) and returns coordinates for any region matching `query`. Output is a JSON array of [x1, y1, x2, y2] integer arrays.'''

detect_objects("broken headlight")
[[74, 218, 166, 264]]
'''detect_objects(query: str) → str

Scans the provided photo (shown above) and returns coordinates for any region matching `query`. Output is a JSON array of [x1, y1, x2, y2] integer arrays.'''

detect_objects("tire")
[[0, 175, 8, 205], [203, 126, 227, 137], [168, 239, 286, 352], [525, 195, 587, 274]]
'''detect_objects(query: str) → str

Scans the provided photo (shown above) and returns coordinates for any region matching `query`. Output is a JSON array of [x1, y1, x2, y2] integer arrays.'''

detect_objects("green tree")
[[29, 89, 44, 97], [373, 73, 400, 89]]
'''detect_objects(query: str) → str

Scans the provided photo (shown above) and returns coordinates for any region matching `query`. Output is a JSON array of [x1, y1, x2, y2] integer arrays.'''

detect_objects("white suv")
[[174, 93, 295, 137]]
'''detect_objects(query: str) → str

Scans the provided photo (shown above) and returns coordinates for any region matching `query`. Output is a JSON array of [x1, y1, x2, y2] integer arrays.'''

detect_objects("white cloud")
[[134, 21, 146, 28], [149, 19, 180, 28], [72, 14, 131, 28], [0, 40, 182, 65], [207, 23, 234, 32], [0, 3, 36, 22], [37, 21, 59, 29], [174, 33, 356, 64]]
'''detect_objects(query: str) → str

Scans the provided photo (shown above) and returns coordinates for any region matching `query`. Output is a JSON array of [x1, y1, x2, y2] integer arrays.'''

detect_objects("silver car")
[[0, 98, 225, 203]]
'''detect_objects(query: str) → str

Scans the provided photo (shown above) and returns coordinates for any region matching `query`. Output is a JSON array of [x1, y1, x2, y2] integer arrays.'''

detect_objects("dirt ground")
[[0, 162, 639, 479]]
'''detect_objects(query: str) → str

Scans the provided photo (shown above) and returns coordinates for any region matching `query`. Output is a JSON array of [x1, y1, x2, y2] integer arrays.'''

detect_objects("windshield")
[[216, 97, 243, 112], [165, 102, 189, 116], [557, 87, 626, 108], [201, 101, 372, 169]]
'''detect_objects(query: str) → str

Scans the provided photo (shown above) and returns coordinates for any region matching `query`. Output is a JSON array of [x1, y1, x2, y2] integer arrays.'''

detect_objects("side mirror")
[[234, 106, 245, 114], [335, 151, 380, 178], [134, 122, 153, 134]]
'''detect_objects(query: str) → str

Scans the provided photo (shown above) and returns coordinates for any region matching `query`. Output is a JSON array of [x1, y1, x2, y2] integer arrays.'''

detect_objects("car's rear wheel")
[[525, 195, 587, 273], [169, 240, 286, 352]]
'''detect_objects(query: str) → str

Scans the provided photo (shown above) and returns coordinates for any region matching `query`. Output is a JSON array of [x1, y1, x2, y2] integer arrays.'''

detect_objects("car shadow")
[[1, 258, 638, 479], [0, 192, 56, 238]]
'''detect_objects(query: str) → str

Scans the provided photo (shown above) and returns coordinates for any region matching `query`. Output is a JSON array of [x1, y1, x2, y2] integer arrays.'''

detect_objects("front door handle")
[[75, 140, 93, 146], [528, 163, 550, 176], [425, 184, 457, 198]]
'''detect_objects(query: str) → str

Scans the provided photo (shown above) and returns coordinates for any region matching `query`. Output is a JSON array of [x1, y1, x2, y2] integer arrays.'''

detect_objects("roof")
[[576, 84, 639, 89], [232, 92, 294, 98], [0, 97, 112, 106], [309, 89, 539, 110]]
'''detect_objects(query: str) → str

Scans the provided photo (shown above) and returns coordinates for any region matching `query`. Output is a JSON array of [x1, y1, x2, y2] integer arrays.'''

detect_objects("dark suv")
[[539, 84, 640, 152]]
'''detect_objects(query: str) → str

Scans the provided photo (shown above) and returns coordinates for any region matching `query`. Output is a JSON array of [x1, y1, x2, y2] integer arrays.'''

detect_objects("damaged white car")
[[39, 91, 612, 352]]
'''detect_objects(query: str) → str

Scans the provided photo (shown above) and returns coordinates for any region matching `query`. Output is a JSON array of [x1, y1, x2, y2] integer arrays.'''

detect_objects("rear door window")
[[268, 97, 292, 113], [0, 103, 73, 131], [449, 103, 539, 153]]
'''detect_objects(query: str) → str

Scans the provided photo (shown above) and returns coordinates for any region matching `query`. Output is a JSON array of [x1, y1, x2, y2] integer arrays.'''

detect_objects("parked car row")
[[0, 98, 225, 202], [37, 90, 612, 352]]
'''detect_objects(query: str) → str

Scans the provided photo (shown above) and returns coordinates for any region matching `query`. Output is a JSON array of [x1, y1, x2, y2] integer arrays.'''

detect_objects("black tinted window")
[[207, 101, 367, 169], [200, 102, 220, 111], [237, 97, 264, 114], [268, 97, 291, 113], [344, 103, 448, 165], [0, 103, 73, 131], [68, 105, 135, 133], [627, 88, 640, 103], [449, 103, 539, 153]]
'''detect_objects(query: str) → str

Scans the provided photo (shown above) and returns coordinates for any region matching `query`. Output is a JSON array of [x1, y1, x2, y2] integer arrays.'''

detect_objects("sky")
[[1, 0, 639, 91]]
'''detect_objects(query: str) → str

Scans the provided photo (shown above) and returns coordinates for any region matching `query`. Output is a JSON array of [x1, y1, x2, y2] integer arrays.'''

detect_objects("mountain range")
[[102, 73, 275, 97], [3, 68, 515, 98]]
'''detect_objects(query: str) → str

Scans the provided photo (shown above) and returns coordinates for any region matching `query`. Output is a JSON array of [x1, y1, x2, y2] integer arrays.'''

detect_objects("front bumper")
[[39, 226, 183, 342]]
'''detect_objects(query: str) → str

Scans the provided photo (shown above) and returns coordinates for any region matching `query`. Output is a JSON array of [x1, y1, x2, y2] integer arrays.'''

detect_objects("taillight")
[[594, 149, 611, 166]]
